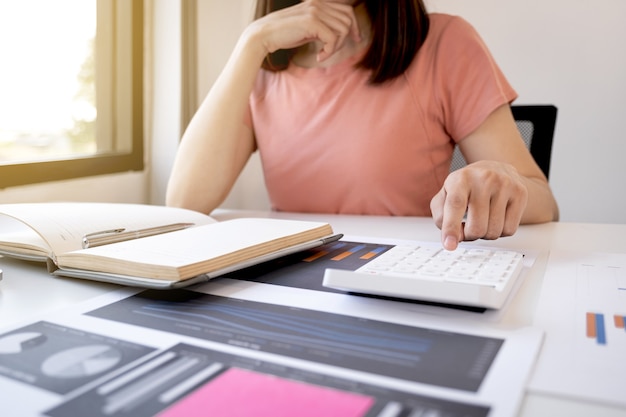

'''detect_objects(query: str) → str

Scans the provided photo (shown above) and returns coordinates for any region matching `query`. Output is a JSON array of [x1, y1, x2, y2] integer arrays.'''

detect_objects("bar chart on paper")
[[530, 251, 626, 407], [578, 263, 626, 348]]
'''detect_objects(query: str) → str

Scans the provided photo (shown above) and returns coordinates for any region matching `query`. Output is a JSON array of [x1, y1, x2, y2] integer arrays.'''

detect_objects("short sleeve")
[[432, 16, 517, 142]]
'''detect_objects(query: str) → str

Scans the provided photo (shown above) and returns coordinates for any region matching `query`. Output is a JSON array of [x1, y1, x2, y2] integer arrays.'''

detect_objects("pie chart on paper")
[[0, 332, 47, 354], [41, 344, 122, 378]]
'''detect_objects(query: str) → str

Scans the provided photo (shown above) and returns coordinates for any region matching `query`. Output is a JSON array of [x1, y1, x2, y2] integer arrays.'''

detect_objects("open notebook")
[[0, 203, 340, 288]]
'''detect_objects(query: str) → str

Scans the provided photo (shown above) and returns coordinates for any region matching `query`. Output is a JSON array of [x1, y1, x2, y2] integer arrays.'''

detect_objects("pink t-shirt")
[[248, 13, 517, 216]]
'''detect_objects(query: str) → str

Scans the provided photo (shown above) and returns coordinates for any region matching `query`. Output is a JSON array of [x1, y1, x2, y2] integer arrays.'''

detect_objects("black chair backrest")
[[450, 105, 557, 179]]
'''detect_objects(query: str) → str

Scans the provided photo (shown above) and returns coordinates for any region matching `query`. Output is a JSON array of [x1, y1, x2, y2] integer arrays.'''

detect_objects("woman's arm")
[[165, 30, 265, 214], [430, 104, 559, 250], [166, 1, 361, 214]]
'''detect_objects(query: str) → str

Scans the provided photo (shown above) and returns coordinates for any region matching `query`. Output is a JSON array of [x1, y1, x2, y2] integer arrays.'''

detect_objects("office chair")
[[449, 105, 557, 179]]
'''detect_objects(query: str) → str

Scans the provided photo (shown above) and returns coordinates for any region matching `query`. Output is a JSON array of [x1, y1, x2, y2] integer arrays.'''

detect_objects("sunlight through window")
[[0, 0, 97, 163]]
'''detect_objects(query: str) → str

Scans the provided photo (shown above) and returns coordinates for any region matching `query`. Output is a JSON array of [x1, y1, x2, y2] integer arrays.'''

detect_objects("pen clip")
[[82, 229, 125, 248], [84, 228, 126, 238]]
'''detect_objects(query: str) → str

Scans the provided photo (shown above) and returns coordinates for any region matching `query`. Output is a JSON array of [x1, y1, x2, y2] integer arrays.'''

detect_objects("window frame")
[[0, 0, 144, 189]]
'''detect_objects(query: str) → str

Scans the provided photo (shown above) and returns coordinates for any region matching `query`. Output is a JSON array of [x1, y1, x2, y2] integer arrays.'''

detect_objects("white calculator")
[[323, 243, 525, 309]]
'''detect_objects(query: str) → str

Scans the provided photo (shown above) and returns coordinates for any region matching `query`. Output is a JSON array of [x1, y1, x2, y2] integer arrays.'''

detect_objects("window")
[[0, 0, 143, 189]]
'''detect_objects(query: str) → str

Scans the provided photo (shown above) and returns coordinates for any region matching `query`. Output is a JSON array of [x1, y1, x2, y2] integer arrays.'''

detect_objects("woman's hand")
[[430, 161, 529, 251], [247, 0, 362, 62], [430, 104, 558, 250]]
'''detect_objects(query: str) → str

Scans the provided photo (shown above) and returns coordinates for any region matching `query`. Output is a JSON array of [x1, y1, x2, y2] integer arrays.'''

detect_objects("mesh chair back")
[[449, 105, 557, 179]]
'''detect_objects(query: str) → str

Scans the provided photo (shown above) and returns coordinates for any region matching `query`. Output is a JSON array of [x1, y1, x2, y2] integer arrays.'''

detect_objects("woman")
[[166, 0, 559, 250]]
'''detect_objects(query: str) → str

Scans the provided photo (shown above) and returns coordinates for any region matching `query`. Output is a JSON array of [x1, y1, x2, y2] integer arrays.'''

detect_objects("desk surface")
[[1, 210, 625, 417]]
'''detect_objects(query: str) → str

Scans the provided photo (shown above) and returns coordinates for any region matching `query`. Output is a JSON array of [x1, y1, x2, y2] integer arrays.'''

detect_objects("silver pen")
[[82, 223, 194, 249]]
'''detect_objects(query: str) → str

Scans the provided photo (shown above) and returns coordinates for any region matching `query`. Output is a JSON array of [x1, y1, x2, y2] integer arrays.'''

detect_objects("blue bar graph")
[[595, 313, 606, 345]]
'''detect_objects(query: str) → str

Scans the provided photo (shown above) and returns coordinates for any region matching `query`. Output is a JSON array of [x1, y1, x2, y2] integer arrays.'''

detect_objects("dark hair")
[[254, 0, 430, 84]]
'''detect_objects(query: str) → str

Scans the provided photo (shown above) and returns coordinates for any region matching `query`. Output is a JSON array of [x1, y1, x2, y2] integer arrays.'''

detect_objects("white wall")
[[196, 0, 626, 224], [0, 173, 147, 204], [149, 0, 184, 205]]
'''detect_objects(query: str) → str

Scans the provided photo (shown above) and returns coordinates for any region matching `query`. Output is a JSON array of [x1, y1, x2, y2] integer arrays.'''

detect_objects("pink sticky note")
[[158, 367, 375, 417]]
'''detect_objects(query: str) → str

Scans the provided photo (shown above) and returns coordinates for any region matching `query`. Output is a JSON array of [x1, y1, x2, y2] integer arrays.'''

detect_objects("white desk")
[[1, 210, 625, 417]]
